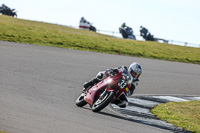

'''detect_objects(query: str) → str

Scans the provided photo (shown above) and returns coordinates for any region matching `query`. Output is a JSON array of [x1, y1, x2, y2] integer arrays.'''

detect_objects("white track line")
[[151, 96, 188, 102]]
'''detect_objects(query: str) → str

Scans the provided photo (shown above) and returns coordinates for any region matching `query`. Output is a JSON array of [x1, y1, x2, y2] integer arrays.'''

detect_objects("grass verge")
[[0, 131, 9, 133], [151, 100, 200, 132], [0, 15, 200, 64]]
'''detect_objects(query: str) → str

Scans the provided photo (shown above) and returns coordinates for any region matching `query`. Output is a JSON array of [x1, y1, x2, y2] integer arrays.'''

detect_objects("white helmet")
[[128, 62, 142, 79]]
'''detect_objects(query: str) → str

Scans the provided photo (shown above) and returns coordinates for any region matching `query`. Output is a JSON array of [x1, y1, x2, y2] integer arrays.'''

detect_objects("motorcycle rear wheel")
[[92, 91, 116, 112], [76, 92, 87, 107]]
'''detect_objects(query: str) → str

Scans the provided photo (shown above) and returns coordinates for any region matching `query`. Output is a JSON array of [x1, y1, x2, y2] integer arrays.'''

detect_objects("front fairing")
[[84, 72, 130, 106], [84, 79, 108, 106], [128, 35, 134, 39]]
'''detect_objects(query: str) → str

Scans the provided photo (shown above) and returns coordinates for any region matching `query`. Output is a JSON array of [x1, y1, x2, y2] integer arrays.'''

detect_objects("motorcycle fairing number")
[[118, 77, 128, 89]]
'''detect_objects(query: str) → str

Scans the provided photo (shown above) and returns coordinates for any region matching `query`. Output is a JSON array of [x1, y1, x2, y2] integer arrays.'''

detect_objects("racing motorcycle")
[[0, 4, 17, 17], [119, 26, 136, 40], [76, 71, 131, 112], [79, 21, 96, 32]]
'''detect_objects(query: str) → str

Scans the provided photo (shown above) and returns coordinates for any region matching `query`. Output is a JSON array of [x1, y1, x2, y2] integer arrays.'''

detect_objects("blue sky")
[[1, 0, 200, 46]]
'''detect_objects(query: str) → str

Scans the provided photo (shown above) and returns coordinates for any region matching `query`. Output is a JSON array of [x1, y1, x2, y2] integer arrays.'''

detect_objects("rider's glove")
[[106, 68, 119, 77], [106, 69, 114, 77]]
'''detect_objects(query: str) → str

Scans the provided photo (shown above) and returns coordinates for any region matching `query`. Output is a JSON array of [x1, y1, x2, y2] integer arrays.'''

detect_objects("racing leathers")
[[140, 27, 148, 39], [83, 66, 139, 108]]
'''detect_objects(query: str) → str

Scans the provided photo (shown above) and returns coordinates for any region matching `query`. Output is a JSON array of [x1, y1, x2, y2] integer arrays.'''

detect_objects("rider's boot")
[[112, 94, 128, 108], [117, 101, 128, 108], [82, 78, 100, 92]]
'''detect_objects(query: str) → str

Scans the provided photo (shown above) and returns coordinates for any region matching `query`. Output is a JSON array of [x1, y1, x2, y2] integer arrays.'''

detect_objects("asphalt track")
[[0, 41, 200, 133]]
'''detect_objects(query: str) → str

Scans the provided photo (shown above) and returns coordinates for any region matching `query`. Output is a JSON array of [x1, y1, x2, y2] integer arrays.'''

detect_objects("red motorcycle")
[[76, 71, 131, 112]]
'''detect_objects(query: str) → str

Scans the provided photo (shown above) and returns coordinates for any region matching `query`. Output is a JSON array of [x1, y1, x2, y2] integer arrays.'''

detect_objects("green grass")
[[0, 131, 9, 133], [152, 100, 200, 132], [0, 15, 200, 64]]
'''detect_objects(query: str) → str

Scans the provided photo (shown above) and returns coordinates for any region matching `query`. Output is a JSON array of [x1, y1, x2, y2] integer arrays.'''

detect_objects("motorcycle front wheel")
[[92, 91, 116, 112], [76, 92, 87, 107]]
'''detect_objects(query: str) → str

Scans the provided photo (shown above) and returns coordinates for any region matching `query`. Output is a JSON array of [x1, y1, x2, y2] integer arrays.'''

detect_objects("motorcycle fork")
[[93, 86, 107, 104], [99, 90, 107, 100]]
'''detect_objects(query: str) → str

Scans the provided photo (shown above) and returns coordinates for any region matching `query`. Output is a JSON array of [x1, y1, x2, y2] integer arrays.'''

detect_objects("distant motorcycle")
[[119, 26, 136, 40], [79, 20, 96, 32], [76, 71, 131, 112], [0, 4, 17, 17]]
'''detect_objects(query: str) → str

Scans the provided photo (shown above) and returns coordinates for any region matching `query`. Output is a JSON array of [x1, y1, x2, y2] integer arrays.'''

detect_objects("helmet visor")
[[130, 70, 140, 78]]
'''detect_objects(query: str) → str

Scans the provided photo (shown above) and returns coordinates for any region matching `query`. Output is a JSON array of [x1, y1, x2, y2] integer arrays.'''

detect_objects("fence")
[[68, 25, 200, 48], [96, 29, 200, 48]]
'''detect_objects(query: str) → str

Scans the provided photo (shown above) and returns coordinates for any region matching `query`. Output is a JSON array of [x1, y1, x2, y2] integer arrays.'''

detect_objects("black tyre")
[[76, 92, 87, 107], [90, 26, 96, 32], [132, 35, 136, 40], [92, 91, 116, 112]]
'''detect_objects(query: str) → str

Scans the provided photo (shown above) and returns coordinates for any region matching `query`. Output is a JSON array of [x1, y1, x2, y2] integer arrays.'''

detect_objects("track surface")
[[0, 41, 200, 133]]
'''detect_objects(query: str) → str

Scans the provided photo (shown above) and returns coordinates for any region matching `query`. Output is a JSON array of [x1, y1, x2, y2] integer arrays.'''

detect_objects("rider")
[[80, 17, 87, 23], [83, 62, 142, 108], [140, 26, 148, 39]]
